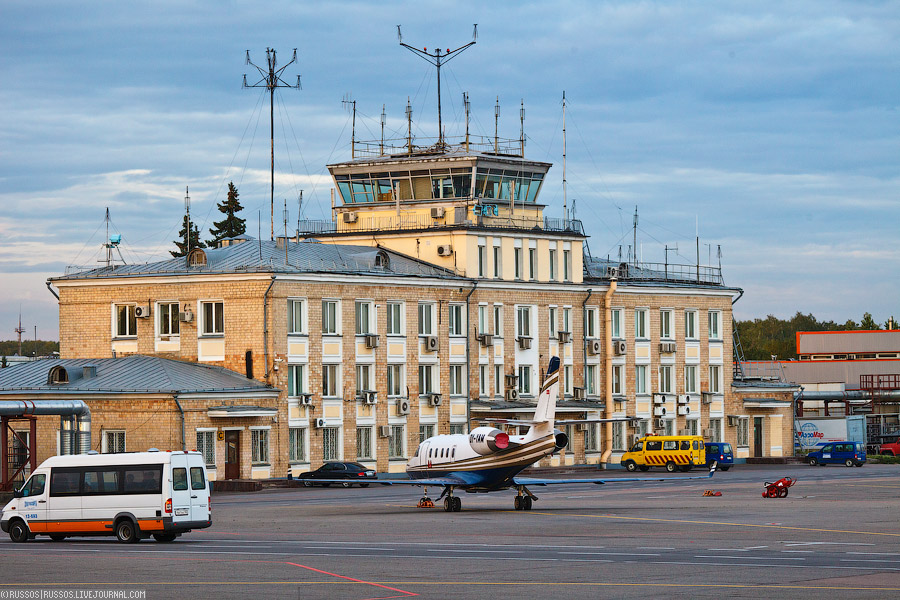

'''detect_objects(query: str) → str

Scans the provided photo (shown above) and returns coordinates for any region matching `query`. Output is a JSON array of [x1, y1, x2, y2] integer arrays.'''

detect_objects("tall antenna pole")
[[519, 99, 525, 157], [15, 308, 24, 357], [283, 198, 289, 265], [244, 47, 301, 241], [398, 24, 477, 149], [184, 187, 192, 255], [297, 190, 303, 236], [380, 104, 386, 156], [562, 92, 567, 223], [463, 92, 470, 152], [343, 96, 357, 158], [632, 206, 638, 267], [494, 96, 500, 153], [405, 98, 413, 155]]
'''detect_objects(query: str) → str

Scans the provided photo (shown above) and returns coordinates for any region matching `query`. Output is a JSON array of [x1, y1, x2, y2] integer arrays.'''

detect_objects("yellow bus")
[[620, 435, 706, 473]]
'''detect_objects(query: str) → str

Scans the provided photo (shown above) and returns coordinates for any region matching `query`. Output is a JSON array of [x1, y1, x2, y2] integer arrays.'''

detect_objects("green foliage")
[[885, 316, 898, 330], [0, 340, 60, 357], [171, 215, 207, 258], [735, 312, 883, 360], [207, 182, 246, 247]]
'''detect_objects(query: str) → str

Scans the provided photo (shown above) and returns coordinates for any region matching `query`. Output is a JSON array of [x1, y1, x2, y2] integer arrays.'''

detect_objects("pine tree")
[[859, 312, 880, 330], [171, 216, 207, 257], [207, 182, 246, 246]]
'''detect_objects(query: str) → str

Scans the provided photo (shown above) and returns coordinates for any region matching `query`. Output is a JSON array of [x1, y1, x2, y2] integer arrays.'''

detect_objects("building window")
[[635, 365, 648, 395], [355, 300, 373, 335], [386, 302, 403, 335], [450, 365, 466, 396], [585, 307, 597, 338], [114, 304, 137, 338], [660, 309, 672, 340], [323, 428, 340, 461], [450, 424, 466, 435], [494, 364, 503, 396], [449, 304, 464, 336], [549, 248, 557, 281], [548, 307, 558, 338], [516, 306, 531, 338], [478, 243, 486, 277], [709, 365, 722, 394], [612, 421, 624, 451], [514, 247, 523, 279], [562, 307, 571, 335], [200, 301, 224, 336], [585, 364, 597, 396], [564, 365, 573, 396], [196, 431, 215, 467], [518, 365, 532, 395], [289, 427, 306, 462], [563, 249, 571, 282], [477, 305, 487, 334], [708, 310, 721, 340], [493, 304, 503, 337], [709, 418, 722, 442], [288, 364, 306, 396], [158, 302, 180, 336], [664, 419, 675, 436], [685, 310, 697, 340], [612, 364, 624, 395], [288, 299, 306, 334], [104, 430, 126, 454], [357, 426, 373, 460], [478, 364, 488, 396], [684, 365, 698, 394], [322, 300, 339, 335], [493, 245, 502, 278], [611, 309, 623, 339], [687, 419, 699, 436], [418, 303, 435, 336], [659, 365, 673, 394], [418, 364, 434, 395], [737, 417, 750, 447], [387, 364, 403, 397], [528, 247, 537, 280], [585, 423, 599, 451], [389, 425, 405, 458], [419, 424, 434, 444], [356, 364, 372, 396], [322, 364, 339, 397], [635, 308, 648, 340], [251, 429, 269, 465]]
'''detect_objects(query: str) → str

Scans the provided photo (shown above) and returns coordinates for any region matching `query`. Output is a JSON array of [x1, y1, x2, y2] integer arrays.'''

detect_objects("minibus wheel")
[[622, 460, 637, 472], [115, 519, 139, 543], [665, 461, 677, 473], [8, 520, 29, 543], [153, 533, 177, 543], [49, 534, 66, 542]]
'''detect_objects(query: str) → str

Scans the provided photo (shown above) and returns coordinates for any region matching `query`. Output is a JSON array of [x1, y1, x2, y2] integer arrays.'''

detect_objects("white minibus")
[[1, 450, 211, 543]]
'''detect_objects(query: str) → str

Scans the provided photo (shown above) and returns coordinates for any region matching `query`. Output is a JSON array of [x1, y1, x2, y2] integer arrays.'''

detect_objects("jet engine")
[[468, 427, 510, 455], [553, 429, 569, 451]]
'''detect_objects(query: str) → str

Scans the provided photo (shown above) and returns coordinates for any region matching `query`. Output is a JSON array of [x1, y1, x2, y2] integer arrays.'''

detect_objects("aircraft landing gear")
[[442, 488, 461, 512], [514, 486, 536, 511], [418, 487, 435, 508]]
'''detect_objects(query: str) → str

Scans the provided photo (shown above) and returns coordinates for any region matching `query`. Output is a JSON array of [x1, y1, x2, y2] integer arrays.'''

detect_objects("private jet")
[[309, 356, 715, 511]]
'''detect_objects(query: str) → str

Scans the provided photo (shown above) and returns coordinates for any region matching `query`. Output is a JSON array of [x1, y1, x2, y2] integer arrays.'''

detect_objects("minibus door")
[[169, 455, 192, 525], [18, 473, 48, 533]]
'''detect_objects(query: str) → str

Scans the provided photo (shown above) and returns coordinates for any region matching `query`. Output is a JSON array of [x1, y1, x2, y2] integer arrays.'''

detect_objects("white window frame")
[[200, 300, 224, 336], [323, 427, 341, 461], [548, 248, 557, 281], [493, 304, 504, 338], [479, 364, 488, 396], [418, 364, 435, 396], [685, 310, 698, 340], [612, 364, 624, 395], [737, 417, 750, 447], [356, 426, 373, 460], [449, 364, 466, 396], [288, 364, 307, 397], [586, 364, 598, 396], [386, 301, 404, 336], [288, 426, 307, 463], [516, 305, 532, 338], [708, 310, 721, 340], [684, 365, 698, 394], [322, 299, 340, 335], [113, 304, 137, 338], [635, 365, 648, 395], [157, 301, 180, 337], [322, 364, 340, 398], [250, 427, 270, 465], [585, 307, 597, 338], [288, 298, 307, 335], [387, 364, 403, 397], [418, 302, 435, 336], [449, 303, 465, 336], [103, 430, 126, 454], [518, 364, 532, 395], [492, 244, 502, 279], [514, 247, 523, 280], [196, 429, 215, 467], [528, 247, 537, 280], [389, 425, 406, 458], [709, 364, 722, 394], [562, 307, 571, 335], [611, 308, 623, 339], [477, 242, 486, 277], [355, 364, 373, 395], [564, 364, 573, 397], [635, 308, 649, 340], [355, 300, 374, 335], [660, 309, 673, 340], [659, 365, 673, 394], [548, 307, 558, 338], [612, 421, 625, 451], [563, 249, 571, 282], [494, 364, 503, 396]]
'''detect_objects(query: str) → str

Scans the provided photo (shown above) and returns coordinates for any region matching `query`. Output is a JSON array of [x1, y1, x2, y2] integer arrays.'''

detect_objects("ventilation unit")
[[573, 386, 585, 400], [364, 391, 377, 405], [517, 336, 532, 350], [677, 405, 690, 415], [379, 425, 391, 438], [653, 406, 667, 416], [436, 245, 453, 256], [588, 339, 603, 355], [557, 331, 572, 344], [678, 395, 691, 404], [342, 211, 358, 223], [702, 428, 714, 438], [659, 342, 677, 353], [727, 415, 739, 427], [505, 389, 520, 401], [653, 418, 665, 429], [701, 392, 714, 405], [653, 394, 668, 405], [424, 335, 439, 352], [315, 418, 327, 428], [397, 399, 411, 416], [578, 423, 590, 432], [428, 393, 443, 407], [613, 340, 627, 355], [134, 305, 151, 319], [179, 310, 194, 323], [364, 334, 379, 349], [678, 428, 691, 436], [478, 333, 494, 347], [430, 207, 445, 218], [299, 394, 313, 406]]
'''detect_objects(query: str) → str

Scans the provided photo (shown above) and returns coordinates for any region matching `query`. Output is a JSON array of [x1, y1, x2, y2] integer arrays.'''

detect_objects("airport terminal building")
[[4, 135, 795, 480]]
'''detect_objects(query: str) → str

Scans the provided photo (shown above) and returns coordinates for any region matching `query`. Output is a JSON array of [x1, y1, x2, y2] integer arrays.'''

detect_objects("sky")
[[2, 0, 899, 342]]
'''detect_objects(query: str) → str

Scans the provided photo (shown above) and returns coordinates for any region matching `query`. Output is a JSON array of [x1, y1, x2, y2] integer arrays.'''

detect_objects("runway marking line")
[[526, 511, 900, 537], [285, 562, 418, 599]]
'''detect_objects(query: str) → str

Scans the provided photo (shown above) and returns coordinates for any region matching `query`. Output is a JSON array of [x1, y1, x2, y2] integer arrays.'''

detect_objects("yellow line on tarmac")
[[526, 511, 900, 537]]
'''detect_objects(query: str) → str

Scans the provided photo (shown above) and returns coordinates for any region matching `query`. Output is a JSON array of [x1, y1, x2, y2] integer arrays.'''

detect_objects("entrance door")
[[225, 431, 240, 480], [753, 417, 764, 457]]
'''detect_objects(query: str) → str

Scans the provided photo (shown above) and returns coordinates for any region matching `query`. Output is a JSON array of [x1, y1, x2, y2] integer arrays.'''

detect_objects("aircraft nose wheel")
[[514, 495, 533, 511]]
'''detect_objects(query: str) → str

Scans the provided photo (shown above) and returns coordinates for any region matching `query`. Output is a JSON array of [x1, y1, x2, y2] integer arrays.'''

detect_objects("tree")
[[885, 316, 898, 330], [859, 312, 880, 330], [1, 356, 6, 368], [207, 182, 246, 247], [171, 216, 207, 258]]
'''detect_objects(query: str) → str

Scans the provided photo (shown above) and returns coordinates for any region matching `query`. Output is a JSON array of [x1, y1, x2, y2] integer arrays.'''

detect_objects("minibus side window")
[[124, 466, 162, 494], [173, 468, 188, 491], [630, 442, 642, 452], [99, 470, 119, 493], [693, 441, 699, 450], [680, 441, 690, 450], [190, 467, 206, 490], [84, 471, 100, 494], [50, 471, 81, 496], [21, 474, 45, 497], [645, 441, 662, 451], [663, 441, 678, 451]]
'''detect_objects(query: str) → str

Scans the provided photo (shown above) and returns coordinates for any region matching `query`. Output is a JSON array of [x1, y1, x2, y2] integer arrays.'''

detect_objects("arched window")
[[48, 366, 69, 384]]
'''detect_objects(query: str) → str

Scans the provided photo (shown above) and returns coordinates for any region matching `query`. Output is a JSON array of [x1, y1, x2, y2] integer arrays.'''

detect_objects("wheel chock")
[[417, 497, 435, 508], [702, 490, 722, 497]]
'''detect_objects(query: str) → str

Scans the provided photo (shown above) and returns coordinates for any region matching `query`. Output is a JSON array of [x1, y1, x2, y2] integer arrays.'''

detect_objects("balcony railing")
[[350, 135, 525, 159], [586, 259, 724, 286], [298, 214, 584, 236]]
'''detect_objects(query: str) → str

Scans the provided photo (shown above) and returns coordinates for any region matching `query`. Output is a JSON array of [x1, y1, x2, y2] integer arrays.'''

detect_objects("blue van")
[[704, 442, 734, 471], [806, 441, 866, 467]]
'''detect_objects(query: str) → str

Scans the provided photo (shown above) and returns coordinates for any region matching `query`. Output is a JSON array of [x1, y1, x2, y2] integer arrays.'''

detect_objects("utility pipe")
[[465, 281, 478, 431], [581, 288, 593, 403], [173, 395, 186, 451], [600, 276, 618, 468], [262, 275, 277, 382], [0, 400, 91, 453]]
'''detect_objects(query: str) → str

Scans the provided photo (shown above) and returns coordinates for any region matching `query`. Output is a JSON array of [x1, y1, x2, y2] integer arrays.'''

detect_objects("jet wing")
[[554, 417, 640, 425], [513, 464, 716, 486], [300, 475, 468, 487]]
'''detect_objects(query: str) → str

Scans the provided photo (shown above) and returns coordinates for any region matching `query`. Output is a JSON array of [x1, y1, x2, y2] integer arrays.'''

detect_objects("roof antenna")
[[562, 92, 567, 224], [343, 95, 356, 159], [398, 24, 477, 149]]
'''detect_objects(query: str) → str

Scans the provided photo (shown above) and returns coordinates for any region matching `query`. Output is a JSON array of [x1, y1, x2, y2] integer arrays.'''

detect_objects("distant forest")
[[0, 340, 60, 359], [735, 312, 897, 360]]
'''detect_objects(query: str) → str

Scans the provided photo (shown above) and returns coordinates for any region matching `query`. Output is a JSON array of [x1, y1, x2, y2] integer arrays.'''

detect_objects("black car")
[[297, 462, 377, 487]]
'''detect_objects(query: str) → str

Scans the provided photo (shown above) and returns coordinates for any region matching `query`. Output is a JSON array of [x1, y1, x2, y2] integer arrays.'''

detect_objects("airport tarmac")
[[1, 464, 898, 599]]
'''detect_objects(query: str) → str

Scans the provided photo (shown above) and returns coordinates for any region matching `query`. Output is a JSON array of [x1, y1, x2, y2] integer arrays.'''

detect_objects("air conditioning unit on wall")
[[428, 393, 442, 407], [134, 305, 151, 319], [364, 334, 378, 349], [613, 340, 627, 355], [478, 333, 494, 347], [587, 339, 602, 355], [505, 388, 519, 401], [315, 418, 327, 428], [342, 211, 358, 223], [424, 335, 439, 352], [517, 336, 532, 350], [437, 245, 453, 256], [397, 399, 411, 415]]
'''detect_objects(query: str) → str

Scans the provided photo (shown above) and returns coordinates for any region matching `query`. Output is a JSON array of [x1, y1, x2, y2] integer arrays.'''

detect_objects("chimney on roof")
[[82, 365, 97, 379]]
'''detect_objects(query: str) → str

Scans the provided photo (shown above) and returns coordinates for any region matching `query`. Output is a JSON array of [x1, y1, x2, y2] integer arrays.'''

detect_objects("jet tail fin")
[[530, 357, 560, 435]]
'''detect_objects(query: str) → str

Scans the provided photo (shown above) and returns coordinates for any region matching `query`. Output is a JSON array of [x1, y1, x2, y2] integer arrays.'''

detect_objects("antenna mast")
[[463, 92, 470, 151], [398, 24, 477, 149], [184, 187, 191, 255], [519, 100, 525, 157], [562, 92, 567, 223], [405, 98, 413, 155], [380, 104, 386, 156], [343, 96, 357, 159], [632, 206, 638, 267], [243, 47, 301, 241], [494, 96, 500, 153], [15, 309, 25, 357]]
